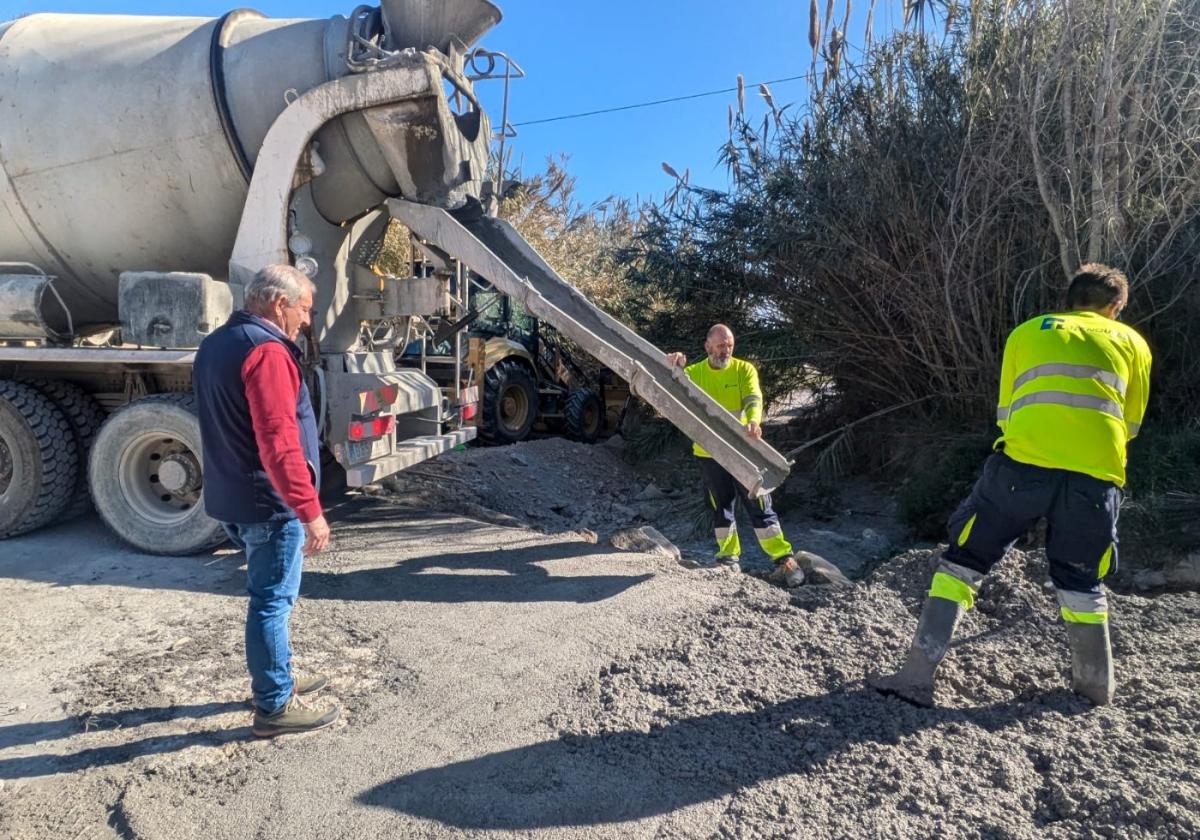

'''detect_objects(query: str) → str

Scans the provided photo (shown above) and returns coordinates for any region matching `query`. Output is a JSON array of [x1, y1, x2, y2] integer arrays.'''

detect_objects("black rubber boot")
[[795, 550, 851, 586], [869, 596, 962, 707], [1065, 621, 1114, 706]]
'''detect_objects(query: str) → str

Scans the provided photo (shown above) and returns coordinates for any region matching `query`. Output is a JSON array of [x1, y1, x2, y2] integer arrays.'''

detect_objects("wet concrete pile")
[[371, 439, 1198, 835], [539, 548, 1200, 837], [380, 437, 690, 540], [380, 437, 904, 578]]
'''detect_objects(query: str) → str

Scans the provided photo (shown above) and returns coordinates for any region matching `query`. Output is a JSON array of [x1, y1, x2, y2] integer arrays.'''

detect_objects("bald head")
[[704, 323, 735, 369]]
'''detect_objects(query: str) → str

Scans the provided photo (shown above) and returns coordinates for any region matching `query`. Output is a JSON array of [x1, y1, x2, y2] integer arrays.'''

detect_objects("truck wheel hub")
[[157, 453, 200, 494]]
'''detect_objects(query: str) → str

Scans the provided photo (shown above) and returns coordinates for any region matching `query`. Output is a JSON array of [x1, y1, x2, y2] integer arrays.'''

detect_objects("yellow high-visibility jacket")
[[684, 357, 763, 458], [996, 310, 1152, 486]]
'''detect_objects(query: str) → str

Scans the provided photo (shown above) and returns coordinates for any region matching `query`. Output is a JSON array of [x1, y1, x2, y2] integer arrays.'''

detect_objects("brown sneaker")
[[248, 671, 329, 710], [292, 671, 329, 696], [252, 694, 340, 738]]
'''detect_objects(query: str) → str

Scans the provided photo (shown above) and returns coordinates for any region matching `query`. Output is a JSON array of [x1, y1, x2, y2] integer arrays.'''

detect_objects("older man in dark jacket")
[[194, 264, 339, 737]]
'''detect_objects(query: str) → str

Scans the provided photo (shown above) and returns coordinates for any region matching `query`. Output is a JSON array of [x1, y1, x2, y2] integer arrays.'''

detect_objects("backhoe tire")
[[22, 379, 106, 520], [564, 388, 603, 444], [480, 359, 538, 445], [0, 380, 79, 538], [89, 393, 224, 555]]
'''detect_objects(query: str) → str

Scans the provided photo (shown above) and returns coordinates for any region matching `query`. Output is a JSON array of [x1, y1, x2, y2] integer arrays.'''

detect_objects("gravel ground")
[[381, 436, 903, 577], [357, 546, 1200, 838], [1, 441, 1196, 838]]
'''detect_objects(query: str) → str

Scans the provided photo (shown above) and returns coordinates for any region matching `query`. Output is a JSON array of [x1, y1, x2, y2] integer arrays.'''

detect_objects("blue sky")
[[3, 0, 900, 205]]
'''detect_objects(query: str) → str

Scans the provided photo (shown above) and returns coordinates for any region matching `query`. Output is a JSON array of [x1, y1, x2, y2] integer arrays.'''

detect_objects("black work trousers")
[[699, 457, 792, 561], [945, 452, 1120, 594]]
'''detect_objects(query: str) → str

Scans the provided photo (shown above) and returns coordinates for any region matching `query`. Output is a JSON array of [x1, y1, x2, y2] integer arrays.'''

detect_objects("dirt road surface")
[[2, 493, 1198, 838]]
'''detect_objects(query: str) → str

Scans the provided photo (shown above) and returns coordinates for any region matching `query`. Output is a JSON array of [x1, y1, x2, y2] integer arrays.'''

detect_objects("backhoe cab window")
[[508, 298, 535, 334], [472, 288, 507, 333], [471, 287, 533, 337]]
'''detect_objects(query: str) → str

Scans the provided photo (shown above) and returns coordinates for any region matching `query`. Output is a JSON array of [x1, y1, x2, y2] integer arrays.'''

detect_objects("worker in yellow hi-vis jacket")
[[871, 263, 1152, 707], [666, 324, 805, 587]]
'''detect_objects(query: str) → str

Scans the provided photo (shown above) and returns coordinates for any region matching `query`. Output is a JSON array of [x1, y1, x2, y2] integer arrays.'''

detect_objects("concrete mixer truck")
[[0, 1, 792, 555]]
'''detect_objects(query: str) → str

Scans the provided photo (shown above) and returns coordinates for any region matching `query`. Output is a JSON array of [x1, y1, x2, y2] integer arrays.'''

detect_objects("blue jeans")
[[222, 518, 304, 715]]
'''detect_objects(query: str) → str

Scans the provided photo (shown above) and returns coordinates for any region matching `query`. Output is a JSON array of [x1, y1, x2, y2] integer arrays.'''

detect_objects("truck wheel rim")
[[501, 386, 529, 431], [583, 402, 600, 434], [116, 431, 202, 526]]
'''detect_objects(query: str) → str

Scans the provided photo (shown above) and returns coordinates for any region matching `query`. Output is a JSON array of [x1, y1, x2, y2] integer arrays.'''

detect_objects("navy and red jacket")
[[194, 310, 322, 524]]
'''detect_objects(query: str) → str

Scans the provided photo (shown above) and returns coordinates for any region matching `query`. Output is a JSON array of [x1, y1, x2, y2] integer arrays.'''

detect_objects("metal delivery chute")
[[388, 198, 792, 497]]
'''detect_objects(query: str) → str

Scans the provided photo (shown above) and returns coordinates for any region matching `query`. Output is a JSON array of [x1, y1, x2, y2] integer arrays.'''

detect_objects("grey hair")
[[244, 264, 313, 312]]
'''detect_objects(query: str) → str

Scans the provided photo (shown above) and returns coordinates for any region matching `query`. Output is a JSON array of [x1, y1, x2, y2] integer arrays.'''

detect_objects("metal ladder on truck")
[[389, 198, 792, 498]]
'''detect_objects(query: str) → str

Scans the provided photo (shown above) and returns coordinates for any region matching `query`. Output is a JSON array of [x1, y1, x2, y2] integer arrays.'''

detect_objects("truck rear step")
[[345, 427, 476, 487]]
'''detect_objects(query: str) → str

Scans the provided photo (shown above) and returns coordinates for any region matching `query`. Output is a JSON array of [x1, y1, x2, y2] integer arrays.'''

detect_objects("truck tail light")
[[461, 402, 477, 420], [348, 414, 395, 441]]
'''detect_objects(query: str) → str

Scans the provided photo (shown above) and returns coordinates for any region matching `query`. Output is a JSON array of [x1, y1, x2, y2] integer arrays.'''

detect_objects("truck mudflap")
[[387, 198, 792, 497]]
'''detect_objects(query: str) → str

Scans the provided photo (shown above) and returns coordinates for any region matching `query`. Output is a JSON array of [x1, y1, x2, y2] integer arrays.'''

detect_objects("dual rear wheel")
[[0, 383, 222, 553], [88, 394, 224, 554]]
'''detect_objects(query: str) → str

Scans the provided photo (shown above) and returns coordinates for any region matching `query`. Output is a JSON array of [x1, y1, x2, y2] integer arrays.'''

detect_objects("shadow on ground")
[[302, 538, 653, 604], [1, 497, 652, 604], [0, 701, 248, 780], [357, 687, 1083, 829]]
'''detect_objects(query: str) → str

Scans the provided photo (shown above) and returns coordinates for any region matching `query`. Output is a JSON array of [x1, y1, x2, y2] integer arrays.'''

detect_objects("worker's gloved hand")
[[665, 351, 686, 368], [745, 421, 763, 440], [302, 514, 331, 556]]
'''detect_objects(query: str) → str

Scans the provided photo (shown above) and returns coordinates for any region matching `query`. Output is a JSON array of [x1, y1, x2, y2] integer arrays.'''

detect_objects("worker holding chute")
[[667, 324, 807, 587]]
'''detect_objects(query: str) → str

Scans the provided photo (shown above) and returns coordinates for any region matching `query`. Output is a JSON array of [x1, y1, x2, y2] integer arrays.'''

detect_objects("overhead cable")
[[511, 73, 807, 127]]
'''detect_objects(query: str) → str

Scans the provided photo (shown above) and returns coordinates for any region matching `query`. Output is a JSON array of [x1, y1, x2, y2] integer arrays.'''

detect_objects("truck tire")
[[0, 380, 79, 538], [88, 393, 224, 555], [21, 379, 106, 519], [564, 388, 603, 443], [480, 359, 538, 445]]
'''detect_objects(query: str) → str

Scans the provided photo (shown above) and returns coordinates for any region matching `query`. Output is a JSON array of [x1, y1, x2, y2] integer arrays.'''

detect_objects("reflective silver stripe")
[[714, 527, 733, 540], [1127, 421, 1141, 436], [938, 559, 985, 588], [1009, 391, 1124, 419], [1013, 363, 1127, 396], [742, 395, 761, 404], [754, 524, 783, 540], [1056, 588, 1108, 615], [996, 405, 1010, 421]]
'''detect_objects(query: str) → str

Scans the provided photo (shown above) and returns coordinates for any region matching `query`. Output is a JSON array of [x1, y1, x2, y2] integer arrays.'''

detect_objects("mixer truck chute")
[[0, 1, 792, 555]]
